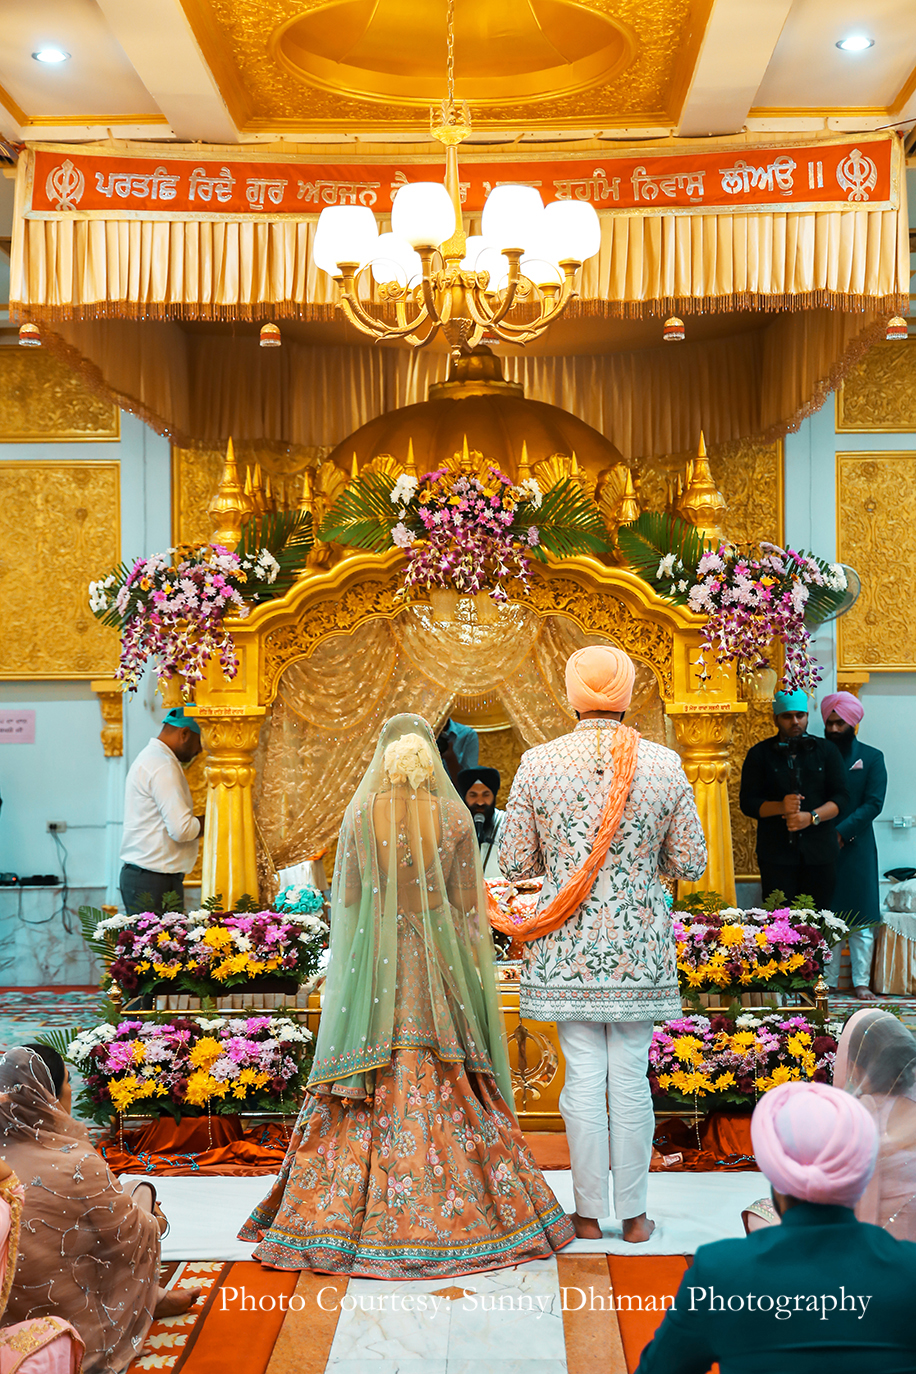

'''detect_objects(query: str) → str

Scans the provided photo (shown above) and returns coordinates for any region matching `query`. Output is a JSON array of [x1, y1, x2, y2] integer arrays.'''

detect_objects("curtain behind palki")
[[253, 611, 666, 878]]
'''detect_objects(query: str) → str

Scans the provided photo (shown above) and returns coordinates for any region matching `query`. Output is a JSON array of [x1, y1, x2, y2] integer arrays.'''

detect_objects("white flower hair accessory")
[[383, 733, 435, 789]]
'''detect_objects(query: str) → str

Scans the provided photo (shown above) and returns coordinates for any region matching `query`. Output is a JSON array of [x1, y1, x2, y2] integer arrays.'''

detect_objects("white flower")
[[676, 579, 689, 593], [518, 477, 543, 510], [88, 581, 109, 613], [254, 549, 280, 584], [390, 474, 418, 507], [825, 563, 847, 592], [687, 583, 713, 610], [735, 1013, 762, 1029], [92, 914, 133, 937], [231, 933, 253, 952], [391, 522, 414, 549], [790, 582, 809, 614], [698, 550, 725, 575], [656, 552, 678, 579]]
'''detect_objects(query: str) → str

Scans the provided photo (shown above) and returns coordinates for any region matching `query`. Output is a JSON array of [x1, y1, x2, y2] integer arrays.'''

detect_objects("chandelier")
[[311, 0, 601, 356]]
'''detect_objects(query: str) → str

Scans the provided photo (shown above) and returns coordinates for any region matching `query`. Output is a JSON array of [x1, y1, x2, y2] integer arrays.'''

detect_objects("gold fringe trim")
[[9, 292, 909, 326]]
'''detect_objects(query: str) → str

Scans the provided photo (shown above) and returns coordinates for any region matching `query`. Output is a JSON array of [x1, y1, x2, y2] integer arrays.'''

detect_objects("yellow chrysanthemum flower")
[[132, 1042, 145, 1064], [719, 925, 745, 947], [202, 927, 233, 949], [188, 1036, 223, 1069], [672, 1035, 705, 1064], [713, 1072, 736, 1090], [110, 1076, 142, 1112]]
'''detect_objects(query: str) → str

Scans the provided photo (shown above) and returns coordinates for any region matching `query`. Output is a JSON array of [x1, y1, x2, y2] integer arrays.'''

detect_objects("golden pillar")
[[196, 709, 266, 907], [667, 705, 747, 904], [90, 679, 123, 756]]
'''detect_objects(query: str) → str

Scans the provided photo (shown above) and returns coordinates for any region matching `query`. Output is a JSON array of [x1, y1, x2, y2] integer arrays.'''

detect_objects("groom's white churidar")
[[500, 646, 707, 1239]]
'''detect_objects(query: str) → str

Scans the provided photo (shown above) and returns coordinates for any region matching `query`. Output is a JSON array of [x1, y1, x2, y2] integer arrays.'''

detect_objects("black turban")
[[456, 767, 501, 799]]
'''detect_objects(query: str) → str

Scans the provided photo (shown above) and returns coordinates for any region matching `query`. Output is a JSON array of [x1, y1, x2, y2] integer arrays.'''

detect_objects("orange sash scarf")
[[493, 724, 641, 943]]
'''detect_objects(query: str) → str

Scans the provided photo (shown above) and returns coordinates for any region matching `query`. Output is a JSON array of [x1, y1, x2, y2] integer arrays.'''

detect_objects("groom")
[[500, 646, 707, 1242]]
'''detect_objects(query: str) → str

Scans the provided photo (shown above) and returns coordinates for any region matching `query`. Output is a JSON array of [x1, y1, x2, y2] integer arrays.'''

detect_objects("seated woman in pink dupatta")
[[0, 1047, 200, 1374], [833, 1007, 916, 1239], [0, 1156, 82, 1374]]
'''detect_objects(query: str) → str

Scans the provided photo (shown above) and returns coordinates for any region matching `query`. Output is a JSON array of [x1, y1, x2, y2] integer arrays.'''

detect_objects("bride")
[[240, 714, 574, 1277]]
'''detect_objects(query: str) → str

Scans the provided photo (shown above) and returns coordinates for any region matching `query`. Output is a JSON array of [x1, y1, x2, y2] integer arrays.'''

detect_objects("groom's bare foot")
[[623, 1214, 656, 1244], [570, 1212, 603, 1240]]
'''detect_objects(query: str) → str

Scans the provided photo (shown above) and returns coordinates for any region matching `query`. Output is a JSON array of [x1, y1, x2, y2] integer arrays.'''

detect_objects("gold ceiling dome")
[[271, 0, 635, 106], [326, 349, 626, 491]]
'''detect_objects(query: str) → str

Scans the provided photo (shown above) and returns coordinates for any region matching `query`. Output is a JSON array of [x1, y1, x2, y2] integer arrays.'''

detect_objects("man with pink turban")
[[500, 645, 706, 1244], [636, 1081, 916, 1373], [820, 691, 887, 999]]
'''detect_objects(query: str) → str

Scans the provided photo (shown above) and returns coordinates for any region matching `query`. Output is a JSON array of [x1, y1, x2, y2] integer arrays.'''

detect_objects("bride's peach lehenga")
[[240, 715, 574, 1278]]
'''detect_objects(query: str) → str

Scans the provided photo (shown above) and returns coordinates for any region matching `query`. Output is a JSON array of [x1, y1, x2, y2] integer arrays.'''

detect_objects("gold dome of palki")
[[326, 349, 631, 521], [271, 0, 634, 107]]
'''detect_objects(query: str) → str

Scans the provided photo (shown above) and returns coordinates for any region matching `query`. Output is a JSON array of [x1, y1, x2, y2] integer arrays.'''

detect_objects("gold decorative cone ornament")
[[886, 315, 909, 341], [18, 322, 41, 347], [676, 432, 727, 543], [663, 316, 685, 342], [259, 322, 282, 347]]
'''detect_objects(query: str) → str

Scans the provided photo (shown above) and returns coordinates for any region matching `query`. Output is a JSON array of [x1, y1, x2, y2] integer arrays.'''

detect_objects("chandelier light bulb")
[[370, 232, 423, 288], [481, 185, 545, 253], [312, 205, 379, 275], [520, 236, 564, 287], [391, 182, 456, 249], [473, 244, 511, 292], [459, 235, 489, 270], [542, 199, 601, 264]]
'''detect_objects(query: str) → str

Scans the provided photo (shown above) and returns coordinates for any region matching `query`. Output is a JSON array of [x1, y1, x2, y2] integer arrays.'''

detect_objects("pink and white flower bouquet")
[[86, 903, 329, 1000], [67, 1014, 313, 1123]]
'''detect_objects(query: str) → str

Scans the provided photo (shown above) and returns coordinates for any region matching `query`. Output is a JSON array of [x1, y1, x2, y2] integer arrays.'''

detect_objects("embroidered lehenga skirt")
[[239, 910, 574, 1279]]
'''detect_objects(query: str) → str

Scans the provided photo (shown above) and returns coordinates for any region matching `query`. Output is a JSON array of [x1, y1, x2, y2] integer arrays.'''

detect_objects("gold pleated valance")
[[11, 203, 908, 322]]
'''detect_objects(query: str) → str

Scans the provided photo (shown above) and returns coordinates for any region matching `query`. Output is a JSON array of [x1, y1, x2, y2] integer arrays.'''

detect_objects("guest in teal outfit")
[[821, 692, 887, 999], [636, 1082, 916, 1374]]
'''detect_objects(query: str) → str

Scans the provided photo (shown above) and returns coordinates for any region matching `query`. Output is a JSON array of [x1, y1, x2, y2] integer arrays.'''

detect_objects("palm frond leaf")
[[318, 473, 402, 551], [236, 509, 314, 602], [616, 511, 708, 599], [32, 1027, 82, 1061], [78, 905, 117, 972], [522, 479, 611, 562]]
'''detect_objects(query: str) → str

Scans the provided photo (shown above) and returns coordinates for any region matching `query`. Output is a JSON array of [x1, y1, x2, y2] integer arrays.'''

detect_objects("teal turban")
[[773, 688, 809, 716]]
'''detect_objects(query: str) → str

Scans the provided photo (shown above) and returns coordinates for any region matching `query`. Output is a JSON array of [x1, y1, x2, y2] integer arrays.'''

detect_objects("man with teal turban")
[[739, 688, 849, 908]]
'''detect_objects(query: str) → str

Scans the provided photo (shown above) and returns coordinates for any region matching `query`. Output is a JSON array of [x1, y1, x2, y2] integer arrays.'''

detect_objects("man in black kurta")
[[739, 688, 849, 909], [821, 691, 887, 998]]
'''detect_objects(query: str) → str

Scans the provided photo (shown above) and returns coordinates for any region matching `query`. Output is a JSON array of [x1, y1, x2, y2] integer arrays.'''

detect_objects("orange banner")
[[25, 136, 896, 219]]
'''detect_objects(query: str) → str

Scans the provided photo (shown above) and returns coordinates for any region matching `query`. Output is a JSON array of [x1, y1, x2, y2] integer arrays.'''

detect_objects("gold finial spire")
[[350, 451, 359, 480], [299, 466, 315, 516], [208, 437, 253, 551], [461, 433, 470, 466], [518, 439, 532, 483], [405, 437, 418, 479], [570, 450, 579, 476], [678, 430, 727, 543]]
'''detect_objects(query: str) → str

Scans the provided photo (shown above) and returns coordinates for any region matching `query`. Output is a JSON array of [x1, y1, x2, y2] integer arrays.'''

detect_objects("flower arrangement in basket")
[[66, 1014, 312, 1124], [319, 453, 609, 607], [673, 891, 848, 1003], [88, 511, 313, 693], [616, 513, 853, 691], [82, 895, 329, 1001], [649, 1011, 840, 1113]]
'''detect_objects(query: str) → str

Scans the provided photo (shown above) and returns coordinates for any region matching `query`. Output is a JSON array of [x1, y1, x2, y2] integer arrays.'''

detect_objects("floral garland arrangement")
[[319, 464, 609, 604], [67, 1014, 312, 1123], [649, 1011, 839, 1113], [88, 511, 313, 694], [84, 900, 328, 1000], [673, 894, 848, 1001], [617, 513, 851, 691]]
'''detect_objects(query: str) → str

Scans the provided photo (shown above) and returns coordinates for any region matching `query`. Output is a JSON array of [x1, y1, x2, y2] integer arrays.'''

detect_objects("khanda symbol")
[[836, 148, 878, 202], [46, 158, 85, 211]]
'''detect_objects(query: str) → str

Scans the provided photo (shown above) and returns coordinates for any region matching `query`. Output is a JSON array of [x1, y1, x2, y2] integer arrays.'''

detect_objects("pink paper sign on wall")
[[0, 711, 36, 744]]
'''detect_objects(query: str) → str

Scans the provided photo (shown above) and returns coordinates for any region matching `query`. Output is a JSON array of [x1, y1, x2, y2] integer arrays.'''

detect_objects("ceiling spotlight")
[[32, 48, 70, 64], [836, 35, 874, 52]]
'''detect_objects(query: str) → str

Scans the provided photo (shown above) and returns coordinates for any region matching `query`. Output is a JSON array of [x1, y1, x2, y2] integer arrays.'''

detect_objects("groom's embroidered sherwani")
[[500, 719, 708, 1023]]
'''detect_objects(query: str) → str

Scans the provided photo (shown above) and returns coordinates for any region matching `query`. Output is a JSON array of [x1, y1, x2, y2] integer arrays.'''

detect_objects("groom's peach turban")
[[565, 646, 636, 714]]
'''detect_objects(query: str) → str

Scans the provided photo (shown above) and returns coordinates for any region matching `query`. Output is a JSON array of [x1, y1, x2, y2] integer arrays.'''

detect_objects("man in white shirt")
[[119, 707, 204, 914], [456, 767, 505, 881]]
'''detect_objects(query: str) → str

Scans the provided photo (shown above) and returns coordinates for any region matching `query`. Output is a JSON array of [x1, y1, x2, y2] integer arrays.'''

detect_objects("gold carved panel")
[[838, 453, 916, 672], [0, 350, 119, 443], [172, 444, 331, 546], [729, 701, 776, 881], [836, 341, 916, 432], [182, 0, 701, 132], [0, 462, 120, 678]]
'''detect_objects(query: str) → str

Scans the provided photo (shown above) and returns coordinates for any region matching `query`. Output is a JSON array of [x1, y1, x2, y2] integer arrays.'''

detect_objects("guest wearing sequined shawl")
[[500, 646, 707, 1243], [0, 1047, 199, 1374]]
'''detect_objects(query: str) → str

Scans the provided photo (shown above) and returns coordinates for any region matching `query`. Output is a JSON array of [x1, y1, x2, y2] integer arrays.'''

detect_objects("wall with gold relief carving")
[[0, 353, 174, 901]]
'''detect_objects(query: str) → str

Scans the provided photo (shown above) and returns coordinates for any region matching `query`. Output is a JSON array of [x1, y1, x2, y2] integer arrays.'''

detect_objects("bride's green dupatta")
[[307, 713, 514, 1110]]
